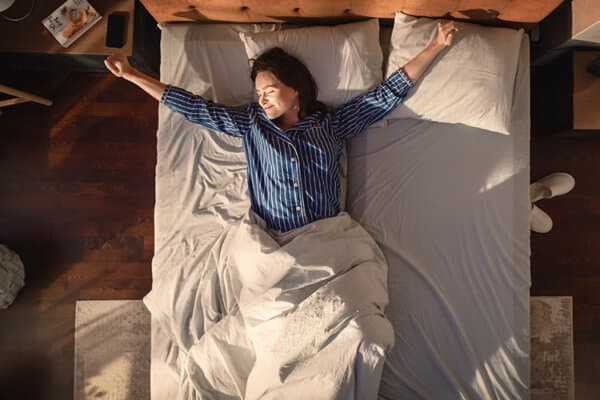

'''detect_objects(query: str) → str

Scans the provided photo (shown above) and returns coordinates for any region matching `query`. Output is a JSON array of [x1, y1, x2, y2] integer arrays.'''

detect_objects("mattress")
[[148, 23, 530, 400], [347, 36, 531, 399]]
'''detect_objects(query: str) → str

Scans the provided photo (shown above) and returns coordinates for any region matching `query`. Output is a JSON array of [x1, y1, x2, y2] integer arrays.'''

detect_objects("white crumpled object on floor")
[[0, 244, 25, 309]]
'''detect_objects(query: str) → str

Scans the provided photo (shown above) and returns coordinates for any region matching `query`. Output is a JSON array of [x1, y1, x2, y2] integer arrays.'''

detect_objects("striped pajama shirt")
[[160, 69, 413, 232]]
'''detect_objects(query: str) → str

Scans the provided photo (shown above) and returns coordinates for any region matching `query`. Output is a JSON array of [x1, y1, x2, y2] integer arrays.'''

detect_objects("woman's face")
[[255, 70, 299, 121]]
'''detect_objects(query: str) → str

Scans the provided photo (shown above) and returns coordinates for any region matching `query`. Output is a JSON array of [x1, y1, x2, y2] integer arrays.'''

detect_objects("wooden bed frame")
[[139, 0, 563, 25]]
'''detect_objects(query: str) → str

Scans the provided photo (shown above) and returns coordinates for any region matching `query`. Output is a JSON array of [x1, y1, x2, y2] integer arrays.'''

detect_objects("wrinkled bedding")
[[145, 210, 393, 399]]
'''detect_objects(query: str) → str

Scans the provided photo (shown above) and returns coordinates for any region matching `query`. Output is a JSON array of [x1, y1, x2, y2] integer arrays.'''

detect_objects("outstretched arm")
[[104, 54, 250, 137], [332, 20, 457, 139], [401, 20, 457, 84], [104, 54, 166, 101]]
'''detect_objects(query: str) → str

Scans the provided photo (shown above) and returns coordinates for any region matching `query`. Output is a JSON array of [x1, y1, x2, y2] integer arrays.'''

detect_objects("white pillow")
[[238, 19, 383, 108], [385, 12, 524, 135], [159, 23, 279, 105]]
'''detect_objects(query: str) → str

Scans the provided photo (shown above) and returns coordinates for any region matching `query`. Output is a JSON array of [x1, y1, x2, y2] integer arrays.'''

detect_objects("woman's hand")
[[104, 54, 166, 101], [401, 19, 458, 84], [104, 54, 134, 79], [434, 20, 458, 48]]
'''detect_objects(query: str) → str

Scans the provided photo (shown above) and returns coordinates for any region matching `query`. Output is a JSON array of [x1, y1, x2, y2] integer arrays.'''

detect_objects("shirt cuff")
[[383, 68, 414, 99], [160, 85, 174, 105], [397, 68, 414, 88]]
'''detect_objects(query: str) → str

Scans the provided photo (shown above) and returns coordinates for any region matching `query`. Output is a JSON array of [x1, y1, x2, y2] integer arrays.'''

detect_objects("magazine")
[[42, 0, 102, 48]]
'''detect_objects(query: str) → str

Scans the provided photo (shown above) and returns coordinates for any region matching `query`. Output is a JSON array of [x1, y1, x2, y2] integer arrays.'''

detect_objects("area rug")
[[74, 300, 151, 400], [74, 297, 574, 399], [531, 296, 574, 400]]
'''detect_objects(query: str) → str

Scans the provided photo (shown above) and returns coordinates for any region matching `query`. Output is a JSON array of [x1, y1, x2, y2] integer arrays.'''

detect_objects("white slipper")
[[530, 205, 553, 233], [530, 172, 575, 203]]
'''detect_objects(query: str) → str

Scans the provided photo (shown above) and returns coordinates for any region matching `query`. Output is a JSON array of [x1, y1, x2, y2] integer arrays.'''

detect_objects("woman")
[[105, 21, 457, 233]]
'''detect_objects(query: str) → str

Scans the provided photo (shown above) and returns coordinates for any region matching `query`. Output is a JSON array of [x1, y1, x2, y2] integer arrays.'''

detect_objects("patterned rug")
[[74, 297, 574, 399], [74, 300, 151, 400], [531, 296, 575, 400]]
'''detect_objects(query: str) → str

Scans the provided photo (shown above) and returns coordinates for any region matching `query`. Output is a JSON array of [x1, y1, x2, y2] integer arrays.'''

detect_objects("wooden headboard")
[[139, 0, 563, 25]]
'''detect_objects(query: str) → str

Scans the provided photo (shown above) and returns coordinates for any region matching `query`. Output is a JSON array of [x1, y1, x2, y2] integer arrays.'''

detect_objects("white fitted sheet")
[[149, 23, 530, 400], [347, 36, 531, 399]]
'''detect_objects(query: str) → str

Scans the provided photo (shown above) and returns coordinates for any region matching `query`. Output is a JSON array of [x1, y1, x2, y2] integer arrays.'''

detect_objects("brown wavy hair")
[[250, 47, 327, 118]]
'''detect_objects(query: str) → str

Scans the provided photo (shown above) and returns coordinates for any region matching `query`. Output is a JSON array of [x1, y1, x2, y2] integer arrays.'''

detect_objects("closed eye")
[[257, 88, 276, 97], [257, 91, 275, 102]]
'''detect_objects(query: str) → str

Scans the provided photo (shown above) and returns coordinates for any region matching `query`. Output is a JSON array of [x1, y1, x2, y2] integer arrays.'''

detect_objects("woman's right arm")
[[104, 54, 250, 137]]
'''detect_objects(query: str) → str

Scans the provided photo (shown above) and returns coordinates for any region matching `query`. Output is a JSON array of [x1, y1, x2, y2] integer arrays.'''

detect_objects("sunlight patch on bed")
[[479, 164, 516, 194]]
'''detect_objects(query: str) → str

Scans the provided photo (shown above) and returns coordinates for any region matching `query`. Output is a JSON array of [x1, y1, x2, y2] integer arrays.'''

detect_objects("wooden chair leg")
[[0, 84, 52, 108]]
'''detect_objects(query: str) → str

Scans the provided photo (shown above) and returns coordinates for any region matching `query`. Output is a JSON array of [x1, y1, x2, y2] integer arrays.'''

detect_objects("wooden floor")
[[531, 134, 600, 398], [1, 67, 599, 398], [0, 70, 156, 398]]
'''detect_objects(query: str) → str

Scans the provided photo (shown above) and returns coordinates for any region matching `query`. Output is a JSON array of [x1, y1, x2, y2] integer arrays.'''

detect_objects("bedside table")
[[573, 50, 600, 130], [532, 48, 600, 136], [0, 0, 158, 73]]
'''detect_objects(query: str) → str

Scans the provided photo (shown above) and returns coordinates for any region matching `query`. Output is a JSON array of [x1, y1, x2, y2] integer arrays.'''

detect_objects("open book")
[[42, 0, 102, 48]]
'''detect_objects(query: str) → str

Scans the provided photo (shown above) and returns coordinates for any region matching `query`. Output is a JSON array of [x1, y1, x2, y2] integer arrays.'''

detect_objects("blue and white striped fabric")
[[161, 69, 413, 232]]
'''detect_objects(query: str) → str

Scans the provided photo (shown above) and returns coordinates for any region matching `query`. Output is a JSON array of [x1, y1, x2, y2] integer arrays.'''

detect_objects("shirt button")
[[291, 157, 297, 162], [296, 206, 301, 212], [293, 182, 299, 188]]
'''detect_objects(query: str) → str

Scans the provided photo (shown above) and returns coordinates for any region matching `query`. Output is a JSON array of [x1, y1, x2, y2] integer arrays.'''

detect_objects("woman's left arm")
[[332, 20, 457, 140]]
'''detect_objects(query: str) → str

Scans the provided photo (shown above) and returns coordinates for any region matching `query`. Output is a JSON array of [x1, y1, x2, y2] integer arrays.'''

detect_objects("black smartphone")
[[106, 12, 126, 48]]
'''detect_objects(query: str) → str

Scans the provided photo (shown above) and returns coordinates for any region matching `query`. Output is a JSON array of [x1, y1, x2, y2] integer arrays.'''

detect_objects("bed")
[[141, 1, 544, 398]]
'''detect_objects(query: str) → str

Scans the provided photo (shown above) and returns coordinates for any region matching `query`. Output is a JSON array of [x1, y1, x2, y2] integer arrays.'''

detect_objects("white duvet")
[[145, 210, 393, 399]]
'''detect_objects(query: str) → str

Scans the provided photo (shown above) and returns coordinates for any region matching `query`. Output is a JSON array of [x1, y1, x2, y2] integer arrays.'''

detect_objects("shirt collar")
[[256, 103, 324, 134], [290, 111, 324, 131]]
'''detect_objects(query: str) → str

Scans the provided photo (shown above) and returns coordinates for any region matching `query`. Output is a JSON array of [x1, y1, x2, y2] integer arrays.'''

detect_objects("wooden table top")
[[0, 0, 134, 56]]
